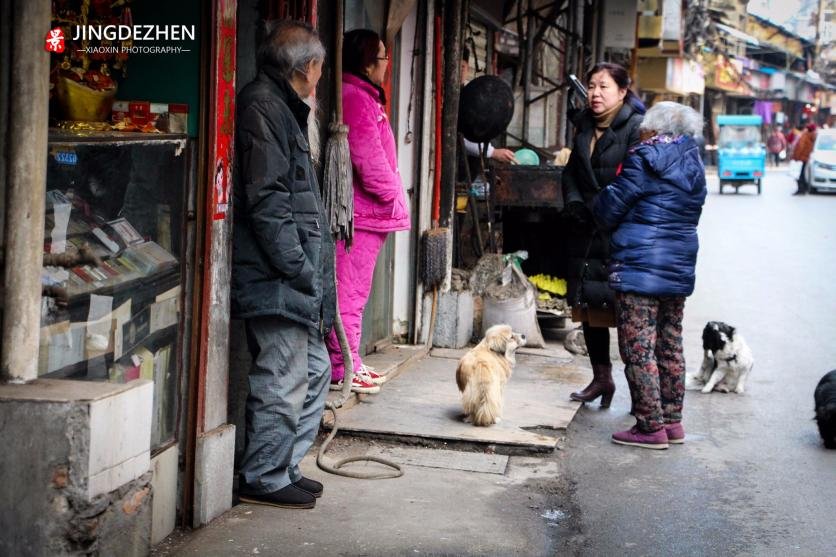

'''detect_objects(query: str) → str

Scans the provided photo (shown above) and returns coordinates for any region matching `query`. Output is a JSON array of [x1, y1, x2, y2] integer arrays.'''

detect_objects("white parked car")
[[805, 129, 836, 193]]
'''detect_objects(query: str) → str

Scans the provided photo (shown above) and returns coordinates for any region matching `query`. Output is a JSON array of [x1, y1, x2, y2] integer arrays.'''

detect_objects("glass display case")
[[40, 130, 190, 449]]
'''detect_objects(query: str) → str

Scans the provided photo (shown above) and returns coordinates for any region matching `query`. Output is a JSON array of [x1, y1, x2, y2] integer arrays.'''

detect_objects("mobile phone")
[[568, 74, 587, 101]]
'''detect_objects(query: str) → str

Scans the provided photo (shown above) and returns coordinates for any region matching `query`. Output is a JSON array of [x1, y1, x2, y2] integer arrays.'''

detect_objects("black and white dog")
[[691, 321, 754, 394], [815, 370, 836, 449]]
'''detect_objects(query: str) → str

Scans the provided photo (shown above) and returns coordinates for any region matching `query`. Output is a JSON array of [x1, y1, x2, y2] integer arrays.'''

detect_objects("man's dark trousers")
[[238, 315, 330, 493]]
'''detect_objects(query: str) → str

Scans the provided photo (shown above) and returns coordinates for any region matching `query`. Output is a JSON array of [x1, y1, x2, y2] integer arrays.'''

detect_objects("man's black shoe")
[[239, 484, 315, 509], [294, 476, 323, 498]]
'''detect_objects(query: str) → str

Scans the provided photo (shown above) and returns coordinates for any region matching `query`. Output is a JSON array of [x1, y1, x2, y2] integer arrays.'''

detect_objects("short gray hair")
[[258, 20, 325, 79], [640, 101, 704, 137]]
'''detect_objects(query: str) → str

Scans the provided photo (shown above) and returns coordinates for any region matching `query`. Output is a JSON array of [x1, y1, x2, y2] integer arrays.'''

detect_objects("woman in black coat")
[[562, 62, 645, 407]]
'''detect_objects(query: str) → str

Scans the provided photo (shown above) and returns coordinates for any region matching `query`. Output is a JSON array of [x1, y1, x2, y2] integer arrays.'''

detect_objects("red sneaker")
[[611, 426, 669, 450], [359, 364, 387, 385], [330, 374, 380, 394]]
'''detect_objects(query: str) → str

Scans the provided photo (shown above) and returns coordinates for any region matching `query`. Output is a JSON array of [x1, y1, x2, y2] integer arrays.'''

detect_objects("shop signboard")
[[639, 57, 704, 95], [770, 71, 787, 93], [745, 70, 770, 94], [660, 0, 682, 54], [666, 58, 705, 95], [602, 0, 638, 49], [712, 55, 753, 96]]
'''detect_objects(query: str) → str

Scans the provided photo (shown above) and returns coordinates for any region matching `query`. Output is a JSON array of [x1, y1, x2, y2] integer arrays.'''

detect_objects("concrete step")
[[325, 346, 588, 452]]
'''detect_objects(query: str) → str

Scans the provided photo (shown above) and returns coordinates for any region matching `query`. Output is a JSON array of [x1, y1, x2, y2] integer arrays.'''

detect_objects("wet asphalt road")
[[554, 168, 836, 556]]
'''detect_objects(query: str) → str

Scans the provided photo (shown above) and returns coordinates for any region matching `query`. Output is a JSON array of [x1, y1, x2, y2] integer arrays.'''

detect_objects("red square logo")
[[45, 28, 65, 53]]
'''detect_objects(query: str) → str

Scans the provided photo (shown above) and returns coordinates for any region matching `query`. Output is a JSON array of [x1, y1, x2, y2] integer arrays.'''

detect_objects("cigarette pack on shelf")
[[111, 100, 130, 124], [112, 100, 189, 133], [129, 101, 152, 125], [119, 241, 178, 275], [90, 217, 145, 254]]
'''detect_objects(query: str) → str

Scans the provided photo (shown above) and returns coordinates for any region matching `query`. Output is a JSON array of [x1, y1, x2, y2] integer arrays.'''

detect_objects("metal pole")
[[593, 0, 603, 63], [335, 0, 344, 124], [564, 0, 581, 148], [576, 0, 585, 75], [412, 0, 434, 345], [438, 0, 465, 229], [815, 0, 826, 123], [1, 0, 50, 384], [523, 0, 534, 141]]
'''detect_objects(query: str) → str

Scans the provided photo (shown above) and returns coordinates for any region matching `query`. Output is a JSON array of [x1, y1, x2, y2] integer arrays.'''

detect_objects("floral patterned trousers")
[[616, 292, 686, 432]]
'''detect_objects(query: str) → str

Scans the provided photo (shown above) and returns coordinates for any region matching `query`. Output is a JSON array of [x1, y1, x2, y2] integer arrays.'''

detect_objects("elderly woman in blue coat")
[[592, 102, 707, 450]]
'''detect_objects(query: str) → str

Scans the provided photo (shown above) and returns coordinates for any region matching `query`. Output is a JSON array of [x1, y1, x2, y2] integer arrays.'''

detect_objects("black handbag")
[[571, 230, 617, 328]]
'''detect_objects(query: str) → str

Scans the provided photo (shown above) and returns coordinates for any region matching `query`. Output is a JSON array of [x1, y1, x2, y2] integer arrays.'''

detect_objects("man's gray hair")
[[640, 101, 704, 137], [258, 20, 325, 79]]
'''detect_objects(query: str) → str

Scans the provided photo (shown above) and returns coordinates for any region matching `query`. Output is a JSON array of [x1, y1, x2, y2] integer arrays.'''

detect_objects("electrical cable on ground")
[[316, 305, 403, 480], [316, 404, 404, 479]]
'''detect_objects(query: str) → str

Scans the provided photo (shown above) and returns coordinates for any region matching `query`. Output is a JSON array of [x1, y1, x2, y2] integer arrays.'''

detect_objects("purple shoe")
[[612, 426, 669, 450], [664, 422, 685, 444]]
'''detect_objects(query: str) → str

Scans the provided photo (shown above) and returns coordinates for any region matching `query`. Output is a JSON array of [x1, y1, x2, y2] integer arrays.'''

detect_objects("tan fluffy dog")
[[456, 324, 526, 426]]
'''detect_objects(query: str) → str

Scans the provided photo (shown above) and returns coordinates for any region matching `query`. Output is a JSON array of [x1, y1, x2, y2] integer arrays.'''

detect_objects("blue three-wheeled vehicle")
[[717, 115, 766, 194]]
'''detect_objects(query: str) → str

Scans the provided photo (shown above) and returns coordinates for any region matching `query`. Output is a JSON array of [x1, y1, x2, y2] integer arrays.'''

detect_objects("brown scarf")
[[589, 101, 623, 154]]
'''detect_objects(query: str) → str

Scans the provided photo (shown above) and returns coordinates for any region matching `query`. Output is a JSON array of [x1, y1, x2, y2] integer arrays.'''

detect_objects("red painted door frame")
[[195, 0, 236, 436], [182, 0, 237, 526]]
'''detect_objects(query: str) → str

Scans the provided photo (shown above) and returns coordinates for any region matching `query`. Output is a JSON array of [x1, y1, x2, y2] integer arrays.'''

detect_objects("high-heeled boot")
[[570, 363, 615, 407]]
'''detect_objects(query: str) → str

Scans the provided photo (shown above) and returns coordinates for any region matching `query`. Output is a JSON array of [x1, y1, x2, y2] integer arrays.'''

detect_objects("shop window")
[[42, 0, 200, 452], [41, 132, 189, 449]]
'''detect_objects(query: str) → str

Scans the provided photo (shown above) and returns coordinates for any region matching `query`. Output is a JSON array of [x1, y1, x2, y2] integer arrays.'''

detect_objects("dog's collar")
[[722, 355, 738, 363]]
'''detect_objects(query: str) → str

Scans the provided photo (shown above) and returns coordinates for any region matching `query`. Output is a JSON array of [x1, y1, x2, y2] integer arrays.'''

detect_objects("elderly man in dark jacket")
[[593, 101, 707, 450], [232, 20, 335, 509]]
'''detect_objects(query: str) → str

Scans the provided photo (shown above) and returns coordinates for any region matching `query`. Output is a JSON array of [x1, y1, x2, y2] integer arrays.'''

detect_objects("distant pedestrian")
[[766, 126, 787, 166], [786, 124, 803, 152], [592, 101, 707, 450], [232, 20, 335, 509], [791, 123, 817, 195]]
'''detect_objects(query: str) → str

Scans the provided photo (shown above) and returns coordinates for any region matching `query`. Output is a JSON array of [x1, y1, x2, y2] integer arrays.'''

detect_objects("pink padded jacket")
[[342, 73, 411, 233]]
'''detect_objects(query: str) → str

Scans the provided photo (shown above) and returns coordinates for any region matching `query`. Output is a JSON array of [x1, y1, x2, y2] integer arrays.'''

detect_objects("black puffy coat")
[[562, 102, 644, 311], [231, 66, 336, 333]]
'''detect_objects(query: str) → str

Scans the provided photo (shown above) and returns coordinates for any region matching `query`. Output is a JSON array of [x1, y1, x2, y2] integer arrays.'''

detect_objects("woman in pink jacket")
[[326, 29, 411, 393]]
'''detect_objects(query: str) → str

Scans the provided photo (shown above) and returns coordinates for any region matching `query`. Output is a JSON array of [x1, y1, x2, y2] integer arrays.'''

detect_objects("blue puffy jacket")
[[592, 135, 707, 297]]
